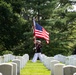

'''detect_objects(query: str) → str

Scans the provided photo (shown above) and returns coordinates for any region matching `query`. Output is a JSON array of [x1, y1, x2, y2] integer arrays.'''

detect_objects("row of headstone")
[[0, 63, 14, 75], [54, 63, 76, 75], [54, 54, 66, 63], [15, 54, 29, 69], [41, 54, 55, 70], [0, 60, 20, 75], [54, 54, 76, 66], [0, 54, 15, 63], [0, 54, 29, 75], [41, 54, 76, 75]]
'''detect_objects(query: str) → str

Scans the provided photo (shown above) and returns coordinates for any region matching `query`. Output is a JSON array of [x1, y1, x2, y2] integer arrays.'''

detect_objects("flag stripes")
[[33, 19, 49, 44]]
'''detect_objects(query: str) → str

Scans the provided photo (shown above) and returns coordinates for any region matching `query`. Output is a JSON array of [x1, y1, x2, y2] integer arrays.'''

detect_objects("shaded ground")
[[20, 60, 50, 75]]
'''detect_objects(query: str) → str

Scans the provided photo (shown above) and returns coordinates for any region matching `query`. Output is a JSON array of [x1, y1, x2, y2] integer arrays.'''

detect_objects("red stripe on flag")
[[34, 28, 49, 43], [33, 19, 49, 44]]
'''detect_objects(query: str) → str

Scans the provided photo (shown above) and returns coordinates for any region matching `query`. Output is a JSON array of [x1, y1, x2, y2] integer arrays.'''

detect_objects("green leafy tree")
[[22, 0, 60, 57], [48, 0, 76, 56], [0, 0, 76, 57], [23, 0, 76, 56], [0, 1, 27, 55]]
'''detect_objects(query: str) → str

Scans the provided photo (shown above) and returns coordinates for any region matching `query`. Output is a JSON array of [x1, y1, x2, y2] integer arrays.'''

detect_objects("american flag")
[[33, 20, 49, 44]]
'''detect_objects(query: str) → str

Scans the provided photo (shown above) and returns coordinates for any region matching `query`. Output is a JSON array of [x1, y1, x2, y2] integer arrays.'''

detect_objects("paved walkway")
[[20, 60, 50, 75]]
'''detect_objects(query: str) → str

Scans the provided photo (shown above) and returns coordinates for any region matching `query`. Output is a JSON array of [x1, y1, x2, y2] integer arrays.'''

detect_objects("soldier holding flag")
[[32, 40, 42, 62], [32, 18, 49, 62]]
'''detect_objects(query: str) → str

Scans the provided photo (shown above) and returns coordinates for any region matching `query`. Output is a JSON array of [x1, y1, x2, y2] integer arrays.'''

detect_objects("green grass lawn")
[[20, 60, 51, 75]]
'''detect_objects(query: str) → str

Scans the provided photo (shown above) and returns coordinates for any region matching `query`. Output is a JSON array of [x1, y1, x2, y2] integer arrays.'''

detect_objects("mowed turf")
[[20, 60, 50, 75]]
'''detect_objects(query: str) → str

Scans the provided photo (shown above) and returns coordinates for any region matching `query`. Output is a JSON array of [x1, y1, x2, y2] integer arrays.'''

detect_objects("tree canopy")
[[0, 0, 76, 57]]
